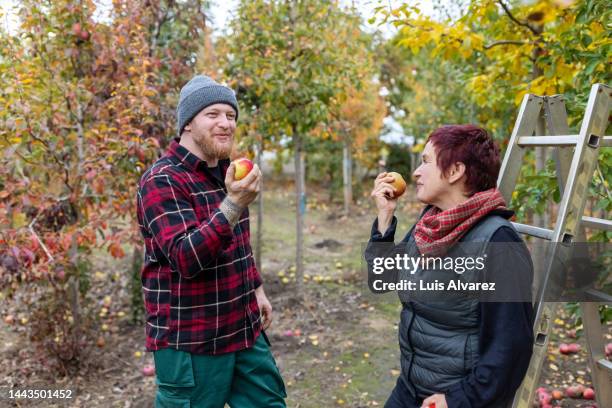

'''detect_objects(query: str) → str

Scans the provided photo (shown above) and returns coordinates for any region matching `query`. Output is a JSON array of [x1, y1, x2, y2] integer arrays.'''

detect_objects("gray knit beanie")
[[176, 75, 239, 136]]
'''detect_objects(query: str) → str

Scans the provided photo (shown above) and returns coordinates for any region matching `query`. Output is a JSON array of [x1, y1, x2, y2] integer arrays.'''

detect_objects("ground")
[[0, 184, 610, 407]]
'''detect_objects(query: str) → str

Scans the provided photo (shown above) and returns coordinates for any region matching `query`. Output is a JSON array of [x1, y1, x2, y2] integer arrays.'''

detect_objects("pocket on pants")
[[154, 348, 196, 388], [155, 393, 191, 408]]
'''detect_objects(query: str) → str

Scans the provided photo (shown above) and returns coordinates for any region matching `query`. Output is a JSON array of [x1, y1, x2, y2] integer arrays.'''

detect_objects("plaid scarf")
[[414, 188, 507, 256]]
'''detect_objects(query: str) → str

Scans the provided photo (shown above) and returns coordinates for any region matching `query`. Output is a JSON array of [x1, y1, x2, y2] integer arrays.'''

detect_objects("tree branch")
[[497, 0, 540, 36], [484, 40, 527, 49]]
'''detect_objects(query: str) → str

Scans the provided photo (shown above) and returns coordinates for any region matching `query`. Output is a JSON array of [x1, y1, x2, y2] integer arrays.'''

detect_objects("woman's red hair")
[[427, 125, 501, 195]]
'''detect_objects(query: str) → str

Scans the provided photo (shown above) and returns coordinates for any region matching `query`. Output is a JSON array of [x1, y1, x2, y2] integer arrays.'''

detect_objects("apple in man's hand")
[[233, 158, 254, 181]]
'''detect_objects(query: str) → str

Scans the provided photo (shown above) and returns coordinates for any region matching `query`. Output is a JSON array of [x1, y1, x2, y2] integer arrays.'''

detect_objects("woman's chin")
[[415, 192, 429, 205]]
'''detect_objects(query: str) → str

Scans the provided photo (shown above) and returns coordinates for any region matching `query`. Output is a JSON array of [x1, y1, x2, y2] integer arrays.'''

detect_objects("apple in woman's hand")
[[387, 172, 406, 198]]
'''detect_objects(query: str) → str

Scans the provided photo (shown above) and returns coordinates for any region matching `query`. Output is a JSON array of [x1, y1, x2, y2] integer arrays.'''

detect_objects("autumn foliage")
[[0, 0, 209, 371]]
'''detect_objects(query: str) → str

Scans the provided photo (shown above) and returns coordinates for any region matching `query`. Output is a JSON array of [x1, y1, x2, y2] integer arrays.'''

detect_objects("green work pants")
[[153, 334, 287, 408]]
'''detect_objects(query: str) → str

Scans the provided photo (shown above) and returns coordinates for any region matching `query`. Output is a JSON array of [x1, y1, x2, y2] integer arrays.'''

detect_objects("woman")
[[367, 125, 534, 408]]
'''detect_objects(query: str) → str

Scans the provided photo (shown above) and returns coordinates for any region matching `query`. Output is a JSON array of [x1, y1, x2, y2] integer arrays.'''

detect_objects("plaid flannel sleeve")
[[138, 172, 233, 279]]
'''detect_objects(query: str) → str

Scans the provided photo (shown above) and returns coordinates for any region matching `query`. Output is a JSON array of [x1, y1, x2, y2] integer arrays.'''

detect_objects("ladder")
[[496, 83, 611, 408]]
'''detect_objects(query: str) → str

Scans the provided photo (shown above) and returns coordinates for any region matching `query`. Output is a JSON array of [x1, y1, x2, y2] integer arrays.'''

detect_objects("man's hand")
[[421, 394, 447, 408], [255, 285, 273, 330], [225, 162, 262, 208]]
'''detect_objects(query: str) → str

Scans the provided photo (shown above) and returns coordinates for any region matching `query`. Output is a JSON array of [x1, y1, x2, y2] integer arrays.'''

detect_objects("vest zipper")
[[405, 301, 418, 393]]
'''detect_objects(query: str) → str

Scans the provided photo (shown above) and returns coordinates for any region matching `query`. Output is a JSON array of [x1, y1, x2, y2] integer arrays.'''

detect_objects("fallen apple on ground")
[[551, 389, 563, 400], [559, 343, 580, 354], [565, 384, 584, 398], [538, 391, 552, 405], [387, 172, 406, 198], [232, 158, 254, 181], [583, 387, 595, 400], [142, 364, 155, 376], [96, 336, 105, 348]]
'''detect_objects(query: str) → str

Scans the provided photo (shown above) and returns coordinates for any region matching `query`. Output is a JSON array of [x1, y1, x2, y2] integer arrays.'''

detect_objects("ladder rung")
[[511, 222, 553, 240], [582, 216, 612, 231], [584, 288, 612, 303], [517, 135, 612, 147], [518, 136, 577, 146], [597, 358, 612, 372]]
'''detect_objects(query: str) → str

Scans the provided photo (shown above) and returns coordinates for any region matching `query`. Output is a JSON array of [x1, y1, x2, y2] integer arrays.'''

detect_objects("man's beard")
[[194, 135, 233, 160]]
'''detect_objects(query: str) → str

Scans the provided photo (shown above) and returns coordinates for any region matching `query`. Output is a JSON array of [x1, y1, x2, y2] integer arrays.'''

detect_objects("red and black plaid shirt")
[[136, 138, 262, 355]]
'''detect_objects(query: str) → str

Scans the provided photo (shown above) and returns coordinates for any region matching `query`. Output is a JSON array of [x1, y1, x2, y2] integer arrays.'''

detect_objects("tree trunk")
[[342, 138, 352, 215], [68, 235, 81, 355], [294, 132, 305, 296], [255, 139, 263, 273]]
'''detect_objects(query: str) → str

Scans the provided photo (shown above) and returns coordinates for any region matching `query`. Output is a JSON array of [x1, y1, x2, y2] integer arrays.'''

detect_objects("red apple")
[[567, 343, 580, 353], [538, 392, 552, 405], [142, 364, 155, 376], [72, 23, 82, 37], [233, 158, 253, 181], [565, 385, 584, 398], [387, 172, 406, 198], [559, 343, 570, 354], [583, 387, 595, 400], [605, 342, 612, 357]]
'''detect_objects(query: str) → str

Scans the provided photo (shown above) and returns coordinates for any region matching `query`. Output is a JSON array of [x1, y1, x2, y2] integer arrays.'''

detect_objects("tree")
[[0, 0, 210, 370], [377, 0, 610, 226], [331, 83, 386, 213], [222, 0, 372, 295]]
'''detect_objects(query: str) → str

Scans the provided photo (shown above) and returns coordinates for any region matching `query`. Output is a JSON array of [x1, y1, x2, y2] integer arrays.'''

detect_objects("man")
[[136, 75, 286, 408]]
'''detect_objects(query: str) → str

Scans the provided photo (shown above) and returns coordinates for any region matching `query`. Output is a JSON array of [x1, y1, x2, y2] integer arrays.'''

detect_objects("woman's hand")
[[421, 393, 447, 408], [371, 172, 399, 234]]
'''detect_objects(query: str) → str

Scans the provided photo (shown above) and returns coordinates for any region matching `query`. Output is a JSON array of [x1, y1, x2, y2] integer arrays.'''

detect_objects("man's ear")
[[183, 123, 192, 132], [448, 162, 466, 184]]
